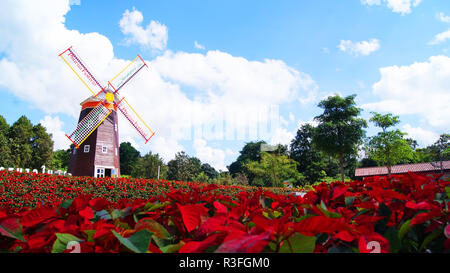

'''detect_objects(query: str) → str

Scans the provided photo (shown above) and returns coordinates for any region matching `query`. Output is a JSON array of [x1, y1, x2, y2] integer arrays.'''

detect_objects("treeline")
[[0, 115, 69, 170], [121, 94, 448, 187], [1, 94, 448, 188]]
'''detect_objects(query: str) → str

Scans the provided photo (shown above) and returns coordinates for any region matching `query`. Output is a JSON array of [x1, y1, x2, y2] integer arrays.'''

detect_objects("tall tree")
[[119, 142, 141, 175], [430, 134, 449, 173], [313, 94, 367, 182], [30, 124, 54, 169], [200, 163, 219, 179], [167, 151, 201, 181], [49, 149, 71, 170], [290, 124, 327, 184], [132, 152, 168, 179], [0, 116, 12, 167], [245, 152, 304, 187], [8, 116, 34, 167], [365, 112, 413, 176], [227, 140, 266, 184]]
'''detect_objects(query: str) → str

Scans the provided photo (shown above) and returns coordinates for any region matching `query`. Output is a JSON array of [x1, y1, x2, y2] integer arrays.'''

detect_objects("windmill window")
[[115, 148, 117, 156], [102, 145, 107, 153], [96, 168, 105, 178], [84, 145, 90, 153]]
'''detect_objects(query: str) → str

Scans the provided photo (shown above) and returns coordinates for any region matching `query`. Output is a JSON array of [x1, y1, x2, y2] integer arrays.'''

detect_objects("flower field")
[[0, 170, 449, 253]]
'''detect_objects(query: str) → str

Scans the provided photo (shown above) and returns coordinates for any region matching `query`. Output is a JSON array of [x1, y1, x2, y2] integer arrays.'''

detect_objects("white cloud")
[[363, 55, 450, 131], [193, 138, 233, 171], [402, 124, 439, 147], [194, 41, 205, 50], [361, 0, 422, 15], [338, 39, 380, 57], [437, 12, 450, 23], [429, 29, 450, 45], [0, 0, 319, 169], [288, 112, 295, 123], [297, 118, 319, 128], [40, 115, 70, 151], [69, 0, 80, 5], [270, 128, 294, 146], [119, 7, 168, 51]]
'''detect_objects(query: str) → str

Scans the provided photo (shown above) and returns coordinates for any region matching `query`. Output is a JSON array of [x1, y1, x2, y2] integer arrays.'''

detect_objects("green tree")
[[0, 116, 12, 167], [200, 163, 218, 180], [119, 142, 141, 175], [8, 116, 34, 167], [290, 124, 327, 184], [30, 124, 54, 169], [167, 151, 201, 181], [49, 149, 71, 170], [228, 140, 266, 184], [429, 134, 449, 173], [313, 94, 367, 182], [131, 152, 168, 179], [245, 152, 304, 187], [195, 171, 210, 183], [365, 112, 413, 176]]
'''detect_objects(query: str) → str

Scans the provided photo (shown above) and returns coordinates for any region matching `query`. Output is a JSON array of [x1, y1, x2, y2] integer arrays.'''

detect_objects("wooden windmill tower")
[[59, 46, 155, 178]]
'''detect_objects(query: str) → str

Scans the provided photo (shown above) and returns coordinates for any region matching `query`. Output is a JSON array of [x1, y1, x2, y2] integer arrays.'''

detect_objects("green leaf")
[[328, 246, 354, 253], [51, 233, 83, 253], [0, 217, 26, 242], [159, 241, 185, 253], [82, 230, 96, 243], [445, 187, 450, 198], [57, 199, 73, 213], [111, 207, 132, 220], [316, 201, 342, 218], [279, 232, 316, 253], [95, 210, 111, 221], [345, 196, 355, 207], [135, 218, 170, 239], [384, 228, 401, 253], [112, 229, 153, 253], [375, 203, 392, 234], [420, 227, 443, 251], [398, 220, 412, 240]]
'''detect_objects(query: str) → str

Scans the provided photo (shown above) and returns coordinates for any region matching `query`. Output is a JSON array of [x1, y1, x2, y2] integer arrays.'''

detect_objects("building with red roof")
[[355, 161, 450, 179]]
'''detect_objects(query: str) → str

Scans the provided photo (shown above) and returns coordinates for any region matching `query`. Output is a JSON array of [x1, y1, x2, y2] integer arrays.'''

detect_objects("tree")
[[30, 124, 54, 169], [0, 116, 12, 167], [313, 94, 367, 182], [359, 157, 378, 168], [119, 142, 141, 175], [167, 151, 201, 181], [365, 112, 413, 176], [200, 163, 218, 180], [8, 116, 34, 167], [49, 149, 71, 170], [429, 134, 449, 173], [290, 124, 327, 184], [228, 140, 266, 184], [245, 152, 304, 187], [132, 152, 168, 179]]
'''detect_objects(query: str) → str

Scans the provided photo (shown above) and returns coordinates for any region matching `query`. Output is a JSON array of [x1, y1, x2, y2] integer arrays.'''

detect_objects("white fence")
[[0, 165, 72, 176]]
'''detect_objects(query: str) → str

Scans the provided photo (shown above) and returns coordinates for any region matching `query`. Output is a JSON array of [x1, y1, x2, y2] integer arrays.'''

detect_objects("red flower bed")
[[0, 171, 449, 253]]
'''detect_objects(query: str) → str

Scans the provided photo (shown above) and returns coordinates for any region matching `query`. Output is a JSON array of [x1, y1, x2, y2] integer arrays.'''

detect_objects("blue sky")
[[0, 0, 449, 170]]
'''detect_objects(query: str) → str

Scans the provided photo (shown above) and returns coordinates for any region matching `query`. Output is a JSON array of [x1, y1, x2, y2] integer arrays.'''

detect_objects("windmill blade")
[[108, 54, 147, 94], [66, 102, 112, 148], [115, 97, 155, 143], [59, 46, 105, 96]]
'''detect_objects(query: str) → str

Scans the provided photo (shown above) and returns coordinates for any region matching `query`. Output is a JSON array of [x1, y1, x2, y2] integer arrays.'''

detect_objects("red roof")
[[355, 161, 450, 177]]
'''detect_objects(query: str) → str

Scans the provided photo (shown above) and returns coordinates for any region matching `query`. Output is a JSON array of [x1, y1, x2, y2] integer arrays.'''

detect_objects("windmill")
[[58, 46, 155, 178]]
